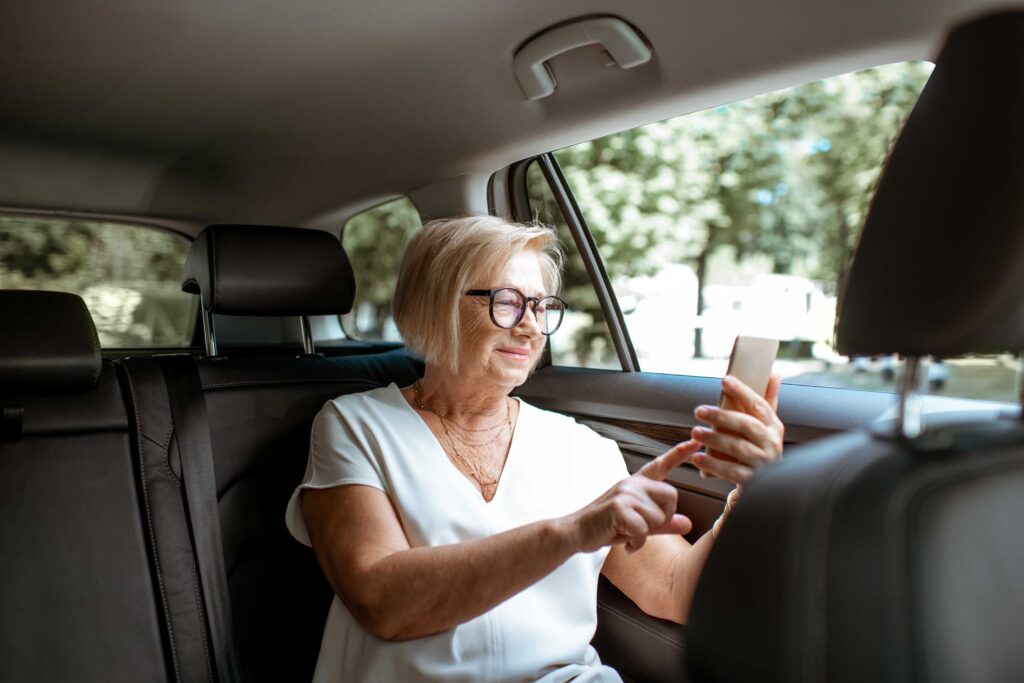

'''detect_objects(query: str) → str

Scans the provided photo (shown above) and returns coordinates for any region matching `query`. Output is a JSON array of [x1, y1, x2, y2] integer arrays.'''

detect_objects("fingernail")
[[691, 426, 705, 438], [695, 405, 713, 418], [723, 375, 737, 387], [691, 453, 704, 466]]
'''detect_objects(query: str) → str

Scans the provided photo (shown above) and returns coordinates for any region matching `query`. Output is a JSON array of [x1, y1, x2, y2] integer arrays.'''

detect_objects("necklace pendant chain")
[[414, 380, 514, 496]]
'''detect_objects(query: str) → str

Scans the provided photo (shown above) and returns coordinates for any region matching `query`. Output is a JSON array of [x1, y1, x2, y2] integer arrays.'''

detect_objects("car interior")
[[1, 1, 1022, 682]]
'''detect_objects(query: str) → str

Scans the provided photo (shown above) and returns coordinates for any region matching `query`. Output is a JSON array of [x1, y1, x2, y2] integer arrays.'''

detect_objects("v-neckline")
[[391, 383, 523, 506]]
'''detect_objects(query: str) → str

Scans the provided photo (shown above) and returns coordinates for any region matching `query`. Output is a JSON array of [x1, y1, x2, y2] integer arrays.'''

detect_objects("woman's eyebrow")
[[495, 284, 546, 297]]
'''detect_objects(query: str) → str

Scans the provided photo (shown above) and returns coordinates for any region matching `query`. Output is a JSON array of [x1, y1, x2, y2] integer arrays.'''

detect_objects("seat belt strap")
[[159, 355, 240, 683]]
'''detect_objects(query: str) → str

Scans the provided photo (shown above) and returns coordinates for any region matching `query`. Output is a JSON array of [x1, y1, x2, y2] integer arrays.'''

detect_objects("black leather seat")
[[0, 291, 173, 683], [686, 10, 1024, 683], [118, 224, 421, 683]]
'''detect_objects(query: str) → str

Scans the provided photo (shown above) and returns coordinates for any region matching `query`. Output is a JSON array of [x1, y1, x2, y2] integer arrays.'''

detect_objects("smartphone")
[[702, 336, 779, 470], [718, 336, 779, 412]]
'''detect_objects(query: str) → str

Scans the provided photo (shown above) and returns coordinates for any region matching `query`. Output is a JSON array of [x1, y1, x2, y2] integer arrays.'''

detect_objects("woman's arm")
[[602, 374, 784, 624], [302, 442, 696, 641], [602, 532, 714, 624]]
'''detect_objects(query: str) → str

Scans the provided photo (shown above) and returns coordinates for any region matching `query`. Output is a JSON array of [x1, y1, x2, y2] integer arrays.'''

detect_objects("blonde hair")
[[393, 215, 563, 373]]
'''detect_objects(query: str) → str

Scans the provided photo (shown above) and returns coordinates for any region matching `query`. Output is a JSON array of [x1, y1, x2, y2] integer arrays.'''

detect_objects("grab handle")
[[513, 16, 652, 100]]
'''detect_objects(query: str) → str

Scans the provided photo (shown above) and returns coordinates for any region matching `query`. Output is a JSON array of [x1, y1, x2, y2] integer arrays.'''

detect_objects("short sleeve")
[[284, 398, 388, 547]]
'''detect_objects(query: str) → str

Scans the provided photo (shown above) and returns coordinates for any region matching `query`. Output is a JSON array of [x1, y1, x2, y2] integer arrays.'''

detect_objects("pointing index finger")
[[639, 440, 701, 481]]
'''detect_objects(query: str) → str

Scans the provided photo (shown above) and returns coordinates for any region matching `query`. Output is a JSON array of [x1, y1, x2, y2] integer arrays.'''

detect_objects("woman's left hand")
[[689, 373, 784, 486]]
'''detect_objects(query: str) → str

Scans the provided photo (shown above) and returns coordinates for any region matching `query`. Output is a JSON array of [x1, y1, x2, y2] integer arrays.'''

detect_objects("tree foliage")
[[536, 62, 932, 361], [341, 197, 422, 339], [0, 217, 193, 346]]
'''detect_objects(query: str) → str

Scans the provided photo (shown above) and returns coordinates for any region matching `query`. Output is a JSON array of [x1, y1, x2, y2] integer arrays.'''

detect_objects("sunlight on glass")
[[340, 197, 421, 341], [537, 61, 1017, 403], [0, 217, 195, 347]]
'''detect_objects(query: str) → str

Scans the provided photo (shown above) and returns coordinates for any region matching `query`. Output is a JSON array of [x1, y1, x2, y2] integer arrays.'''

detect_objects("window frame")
[[508, 154, 639, 372], [0, 209, 200, 351], [337, 195, 422, 342]]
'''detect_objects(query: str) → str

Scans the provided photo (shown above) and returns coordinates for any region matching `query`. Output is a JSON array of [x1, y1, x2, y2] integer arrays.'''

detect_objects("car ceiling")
[[0, 0, 1009, 232]]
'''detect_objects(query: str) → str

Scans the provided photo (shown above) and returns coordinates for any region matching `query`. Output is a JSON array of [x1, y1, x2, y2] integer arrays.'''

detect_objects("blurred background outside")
[[0, 217, 194, 347]]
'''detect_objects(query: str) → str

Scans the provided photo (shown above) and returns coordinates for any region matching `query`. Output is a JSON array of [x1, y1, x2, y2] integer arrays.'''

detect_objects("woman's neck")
[[416, 367, 512, 425]]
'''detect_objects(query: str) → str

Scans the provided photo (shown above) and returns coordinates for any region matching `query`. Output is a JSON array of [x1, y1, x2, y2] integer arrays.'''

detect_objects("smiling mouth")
[[497, 348, 530, 359]]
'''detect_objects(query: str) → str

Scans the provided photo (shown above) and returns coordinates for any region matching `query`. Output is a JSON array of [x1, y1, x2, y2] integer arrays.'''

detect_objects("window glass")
[[0, 216, 195, 347], [341, 197, 421, 340], [549, 62, 1017, 403], [526, 161, 619, 369]]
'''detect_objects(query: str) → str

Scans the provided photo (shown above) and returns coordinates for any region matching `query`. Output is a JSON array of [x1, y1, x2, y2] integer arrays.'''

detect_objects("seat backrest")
[[687, 10, 1024, 683], [121, 224, 420, 682], [0, 291, 173, 683]]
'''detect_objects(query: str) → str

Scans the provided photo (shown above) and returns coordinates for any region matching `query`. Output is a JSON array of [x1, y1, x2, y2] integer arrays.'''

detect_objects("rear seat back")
[[120, 225, 420, 682], [0, 291, 172, 683]]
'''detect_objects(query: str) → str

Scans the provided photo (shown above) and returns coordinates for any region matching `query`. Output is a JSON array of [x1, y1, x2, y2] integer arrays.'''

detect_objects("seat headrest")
[[836, 10, 1024, 357], [0, 291, 101, 396], [181, 225, 356, 316]]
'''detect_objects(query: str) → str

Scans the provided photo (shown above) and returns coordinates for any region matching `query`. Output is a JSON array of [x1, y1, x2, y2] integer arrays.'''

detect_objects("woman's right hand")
[[564, 441, 699, 553]]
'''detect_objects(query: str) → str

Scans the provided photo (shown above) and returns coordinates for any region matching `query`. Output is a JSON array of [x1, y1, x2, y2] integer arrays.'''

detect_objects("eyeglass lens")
[[492, 288, 564, 334]]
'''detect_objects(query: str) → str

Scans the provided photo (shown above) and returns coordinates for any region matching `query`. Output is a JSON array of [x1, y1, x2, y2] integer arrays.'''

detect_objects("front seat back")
[[0, 291, 172, 683], [686, 10, 1024, 683]]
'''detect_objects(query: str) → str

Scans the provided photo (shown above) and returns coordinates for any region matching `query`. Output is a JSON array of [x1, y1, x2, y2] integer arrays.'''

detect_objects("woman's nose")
[[516, 304, 543, 336]]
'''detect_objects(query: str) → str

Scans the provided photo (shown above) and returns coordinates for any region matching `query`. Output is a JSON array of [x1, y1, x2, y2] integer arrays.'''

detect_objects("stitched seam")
[[123, 367, 183, 683], [201, 378, 381, 390], [799, 449, 867, 681], [191, 561, 216, 683], [209, 229, 217, 311], [89, 330, 102, 388], [139, 423, 174, 451], [596, 601, 684, 650]]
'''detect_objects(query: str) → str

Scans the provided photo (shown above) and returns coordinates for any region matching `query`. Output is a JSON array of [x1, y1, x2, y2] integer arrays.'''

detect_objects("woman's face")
[[457, 248, 548, 389]]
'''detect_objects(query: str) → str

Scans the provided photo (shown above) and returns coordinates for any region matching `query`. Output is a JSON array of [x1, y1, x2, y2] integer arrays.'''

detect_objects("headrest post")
[[201, 308, 219, 358], [300, 316, 316, 356], [897, 356, 923, 439], [1018, 354, 1024, 418]]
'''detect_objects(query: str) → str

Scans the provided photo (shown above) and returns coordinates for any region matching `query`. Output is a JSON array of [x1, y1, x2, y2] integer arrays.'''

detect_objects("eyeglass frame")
[[463, 288, 568, 335]]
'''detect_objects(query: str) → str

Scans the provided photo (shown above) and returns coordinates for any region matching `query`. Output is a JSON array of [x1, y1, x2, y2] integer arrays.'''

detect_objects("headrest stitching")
[[88, 315, 102, 388], [209, 228, 218, 311]]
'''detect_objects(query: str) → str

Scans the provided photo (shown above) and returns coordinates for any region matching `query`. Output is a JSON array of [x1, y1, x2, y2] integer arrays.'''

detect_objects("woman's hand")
[[565, 441, 698, 554], [690, 373, 784, 486]]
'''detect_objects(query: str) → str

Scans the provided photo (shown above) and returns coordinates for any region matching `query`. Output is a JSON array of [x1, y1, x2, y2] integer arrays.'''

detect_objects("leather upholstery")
[[836, 10, 1024, 356], [0, 364, 172, 683], [0, 290, 101, 396], [181, 225, 356, 315], [117, 358, 218, 683], [118, 349, 421, 683], [687, 423, 1024, 682], [199, 351, 419, 682]]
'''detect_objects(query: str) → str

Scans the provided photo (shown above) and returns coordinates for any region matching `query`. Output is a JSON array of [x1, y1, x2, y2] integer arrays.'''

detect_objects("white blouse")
[[285, 383, 629, 682]]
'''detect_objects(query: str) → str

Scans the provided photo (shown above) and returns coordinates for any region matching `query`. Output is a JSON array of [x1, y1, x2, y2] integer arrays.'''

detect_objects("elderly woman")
[[285, 215, 784, 682]]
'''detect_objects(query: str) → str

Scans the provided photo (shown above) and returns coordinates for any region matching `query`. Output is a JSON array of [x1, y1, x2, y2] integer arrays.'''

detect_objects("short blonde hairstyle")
[[393, 215, 563, 373]]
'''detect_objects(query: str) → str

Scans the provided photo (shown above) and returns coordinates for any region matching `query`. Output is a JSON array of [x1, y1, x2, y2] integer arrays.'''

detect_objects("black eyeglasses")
[[464, 288, 567, 335]]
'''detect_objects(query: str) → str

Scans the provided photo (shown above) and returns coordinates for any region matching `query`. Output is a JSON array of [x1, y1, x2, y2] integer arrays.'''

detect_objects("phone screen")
[[718, 336, 779, 413]]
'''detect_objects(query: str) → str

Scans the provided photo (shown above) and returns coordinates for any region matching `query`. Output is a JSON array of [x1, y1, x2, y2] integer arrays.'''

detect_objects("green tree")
[[342, 197, 422, 338], [542, 62, 931, 363]]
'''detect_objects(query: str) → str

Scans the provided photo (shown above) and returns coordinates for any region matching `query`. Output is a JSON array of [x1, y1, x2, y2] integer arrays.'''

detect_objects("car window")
[[0, 215, 195, 347], [526, 161, 619, 369], [540, 62, 1018, 403], [340, 197, 421, 340]]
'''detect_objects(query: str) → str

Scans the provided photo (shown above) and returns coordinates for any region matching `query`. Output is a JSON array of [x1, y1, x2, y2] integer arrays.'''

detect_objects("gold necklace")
[[414, 381, 513, 497]]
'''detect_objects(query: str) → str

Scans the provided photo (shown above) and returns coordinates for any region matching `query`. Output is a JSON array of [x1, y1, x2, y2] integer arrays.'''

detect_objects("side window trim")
[[528, 153, 640, 372]]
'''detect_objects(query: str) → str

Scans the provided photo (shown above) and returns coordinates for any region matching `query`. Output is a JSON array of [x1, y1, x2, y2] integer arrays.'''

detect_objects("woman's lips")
[[497, 348, 530, 360]]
